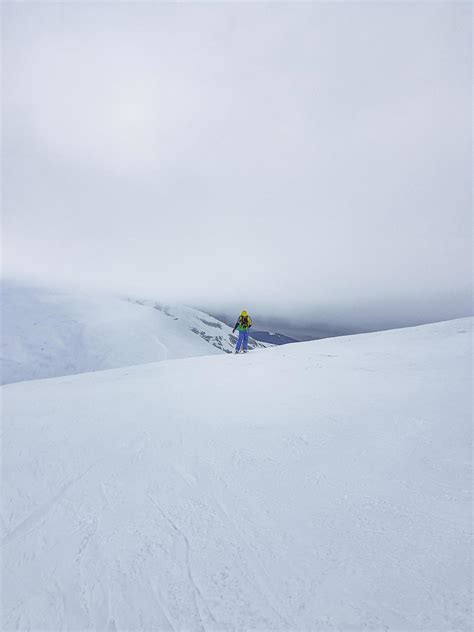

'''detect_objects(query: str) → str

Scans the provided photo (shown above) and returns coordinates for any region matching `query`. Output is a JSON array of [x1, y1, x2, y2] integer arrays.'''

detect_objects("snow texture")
[[0, 282, 266, 385], [2, 318, 472, 630]]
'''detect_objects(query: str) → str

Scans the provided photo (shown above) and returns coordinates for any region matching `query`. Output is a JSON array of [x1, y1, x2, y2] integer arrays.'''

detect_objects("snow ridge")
[[0, 282, 266, 385], [2, 317, 472, 630]]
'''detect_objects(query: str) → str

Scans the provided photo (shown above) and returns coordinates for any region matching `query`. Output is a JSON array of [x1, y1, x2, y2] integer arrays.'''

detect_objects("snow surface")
[[2, 318, 472, 630], [0, 283, 266, 385]]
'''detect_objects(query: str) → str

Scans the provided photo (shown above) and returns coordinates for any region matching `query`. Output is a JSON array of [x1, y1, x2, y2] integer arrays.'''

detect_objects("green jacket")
[[233, 315, 252, 332]]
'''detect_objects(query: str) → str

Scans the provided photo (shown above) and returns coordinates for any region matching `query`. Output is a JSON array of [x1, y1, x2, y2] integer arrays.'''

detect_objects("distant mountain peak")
[[250, 330, 299, 345]]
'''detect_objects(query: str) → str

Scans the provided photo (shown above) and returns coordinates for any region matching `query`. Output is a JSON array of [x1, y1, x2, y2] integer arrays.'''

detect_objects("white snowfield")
[[0, 283, 265, 385], [2, 318, 472, 631]]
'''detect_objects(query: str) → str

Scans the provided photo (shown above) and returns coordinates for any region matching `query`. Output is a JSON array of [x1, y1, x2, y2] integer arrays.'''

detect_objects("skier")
[[232, 310, 252, 353]]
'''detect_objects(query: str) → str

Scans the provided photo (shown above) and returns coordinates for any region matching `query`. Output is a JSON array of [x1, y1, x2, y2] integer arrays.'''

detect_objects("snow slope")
[[0, 282, 266, 385], [2, 318, 472, 630]]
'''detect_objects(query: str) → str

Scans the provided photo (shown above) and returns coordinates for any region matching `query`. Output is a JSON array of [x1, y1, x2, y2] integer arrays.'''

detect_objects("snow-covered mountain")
[[0, 282, 266, 385], [250, 329, 300, 345], [2, 318, 471, 630]]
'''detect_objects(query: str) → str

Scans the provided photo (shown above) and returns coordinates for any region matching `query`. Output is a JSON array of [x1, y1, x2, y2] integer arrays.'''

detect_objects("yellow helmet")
[[241, 310, 248, 317]]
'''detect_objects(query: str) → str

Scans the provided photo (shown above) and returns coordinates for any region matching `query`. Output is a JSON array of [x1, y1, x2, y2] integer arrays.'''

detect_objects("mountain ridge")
[[0, 282, 267, 385]]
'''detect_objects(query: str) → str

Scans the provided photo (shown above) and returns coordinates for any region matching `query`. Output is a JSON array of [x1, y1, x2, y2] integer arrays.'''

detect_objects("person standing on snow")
[[232, 310, 252, 354]]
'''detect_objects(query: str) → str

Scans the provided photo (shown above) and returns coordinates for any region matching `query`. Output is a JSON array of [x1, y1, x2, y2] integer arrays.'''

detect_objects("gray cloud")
[[2, 1, 472, 329]]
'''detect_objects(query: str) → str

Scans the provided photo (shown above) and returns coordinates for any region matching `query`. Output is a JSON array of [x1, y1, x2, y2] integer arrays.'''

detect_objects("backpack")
[[239, 315, 251, 329]]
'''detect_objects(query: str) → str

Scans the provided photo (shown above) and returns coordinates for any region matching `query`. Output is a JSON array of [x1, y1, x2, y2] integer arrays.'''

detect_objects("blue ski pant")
[[236, 329, 249, 352]]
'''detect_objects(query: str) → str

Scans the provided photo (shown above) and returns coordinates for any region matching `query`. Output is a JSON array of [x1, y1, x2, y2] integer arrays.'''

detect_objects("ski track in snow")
[[147, 493, 216, 631], [2, 463, 98, 548], [1, 318, 472, 631]]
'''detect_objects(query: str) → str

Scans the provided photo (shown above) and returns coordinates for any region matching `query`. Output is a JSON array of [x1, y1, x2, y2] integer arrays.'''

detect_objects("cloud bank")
[[2, 2, 472, 329]]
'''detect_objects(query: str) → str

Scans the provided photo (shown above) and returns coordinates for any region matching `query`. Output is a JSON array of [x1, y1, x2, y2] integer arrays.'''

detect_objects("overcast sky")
[[2, 1, 472, 332]]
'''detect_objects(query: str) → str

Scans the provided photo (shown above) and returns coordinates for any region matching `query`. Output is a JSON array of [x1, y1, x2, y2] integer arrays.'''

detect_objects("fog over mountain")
[[2, 4, 472, 627], [2, 2, 472, 329]]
